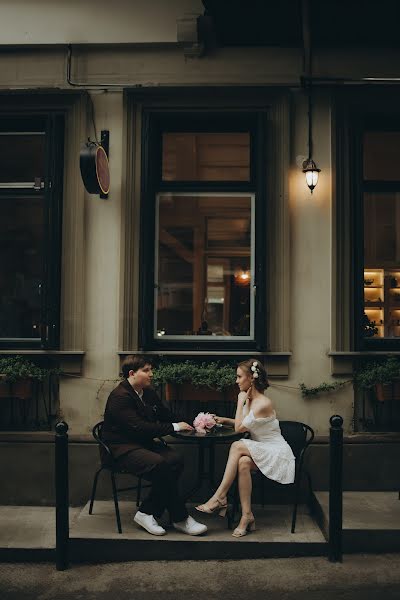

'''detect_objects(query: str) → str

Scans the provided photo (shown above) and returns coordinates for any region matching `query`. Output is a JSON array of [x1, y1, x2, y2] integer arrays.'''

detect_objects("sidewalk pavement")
[[1, 554, 400, 600]]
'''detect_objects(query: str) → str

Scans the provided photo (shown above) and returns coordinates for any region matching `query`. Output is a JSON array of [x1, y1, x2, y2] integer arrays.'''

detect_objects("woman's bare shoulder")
[[253, 396, 274, 418]]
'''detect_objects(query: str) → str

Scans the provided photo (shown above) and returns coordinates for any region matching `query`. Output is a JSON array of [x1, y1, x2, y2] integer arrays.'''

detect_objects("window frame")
[[0, 111, 64, 350], [355, 114, 400, 351], [139, 110, 267, 351]]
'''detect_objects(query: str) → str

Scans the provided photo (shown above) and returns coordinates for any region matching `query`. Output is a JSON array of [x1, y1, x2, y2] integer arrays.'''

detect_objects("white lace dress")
[[240, 401, 296, 485]]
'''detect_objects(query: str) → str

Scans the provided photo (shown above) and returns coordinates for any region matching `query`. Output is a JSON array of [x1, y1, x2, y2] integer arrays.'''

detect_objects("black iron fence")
[[0, 375, 59, 431], [357, 387, 400, 432], [328, 415, 343, 562], [55, 421, 69, 570]]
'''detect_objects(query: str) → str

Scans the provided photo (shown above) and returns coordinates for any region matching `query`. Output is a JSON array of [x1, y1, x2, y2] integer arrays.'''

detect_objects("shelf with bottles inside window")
[[364, 268, 400, 338]]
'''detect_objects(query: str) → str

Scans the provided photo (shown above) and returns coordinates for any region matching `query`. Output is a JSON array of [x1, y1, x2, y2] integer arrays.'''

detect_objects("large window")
[[0, 114, 64, 348], [140, 112, 266, 350], [360, 123, 400, 348], [155, 193, 254, 340]]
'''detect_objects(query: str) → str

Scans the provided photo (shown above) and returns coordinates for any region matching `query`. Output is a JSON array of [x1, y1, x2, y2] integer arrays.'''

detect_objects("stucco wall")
[[54, 84, 353, 438], [59, 90, 125, 432], [0, 0, 203, 45]]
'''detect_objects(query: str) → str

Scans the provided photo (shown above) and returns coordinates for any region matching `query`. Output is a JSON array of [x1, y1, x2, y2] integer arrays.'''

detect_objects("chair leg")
[[227, 477, 239, 530], [136, 476, 142, 508], [110, 472, 122, 534], [89, 468, 102, 515], [260, 475, 265, 508], [291, 473, 302, 534], [232, 478, 240, 527]]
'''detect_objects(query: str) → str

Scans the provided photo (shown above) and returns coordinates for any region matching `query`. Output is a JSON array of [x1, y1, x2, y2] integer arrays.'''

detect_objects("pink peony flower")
[[193, 412, 216, 434]]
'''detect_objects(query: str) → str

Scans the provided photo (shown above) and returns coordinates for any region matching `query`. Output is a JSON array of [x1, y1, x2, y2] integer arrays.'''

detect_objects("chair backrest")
[[92, 420, 114, 461], [279, 420, 314, 460]]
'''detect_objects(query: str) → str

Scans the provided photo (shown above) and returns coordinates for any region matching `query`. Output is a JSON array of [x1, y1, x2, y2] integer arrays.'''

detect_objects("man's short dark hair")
[[121, 355, 153, 379]]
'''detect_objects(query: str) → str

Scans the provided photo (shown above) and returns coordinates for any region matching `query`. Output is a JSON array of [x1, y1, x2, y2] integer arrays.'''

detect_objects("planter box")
[[0, 378, 33, 400], [375, 382, 400, 402]]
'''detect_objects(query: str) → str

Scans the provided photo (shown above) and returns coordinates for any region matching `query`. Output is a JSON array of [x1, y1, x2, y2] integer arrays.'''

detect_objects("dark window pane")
[[364, 132, 400, 181], [156, 194, 253, 338], [0, 195, 44, 339], [363, 192, 400, 339], [0, 133, 45, 183], [162, 132, 250, 181]]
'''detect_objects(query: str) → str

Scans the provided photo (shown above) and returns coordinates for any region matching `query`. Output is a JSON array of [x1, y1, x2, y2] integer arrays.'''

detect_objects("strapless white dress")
[[240, 402, 295, 485]]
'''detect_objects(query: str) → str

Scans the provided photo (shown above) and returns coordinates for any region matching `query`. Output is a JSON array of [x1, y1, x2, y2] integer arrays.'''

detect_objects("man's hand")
[[177, 421, 194, 431]]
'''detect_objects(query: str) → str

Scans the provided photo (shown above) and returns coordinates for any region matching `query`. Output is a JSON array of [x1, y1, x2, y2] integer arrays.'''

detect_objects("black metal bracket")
[[100, 129, 109, 199]]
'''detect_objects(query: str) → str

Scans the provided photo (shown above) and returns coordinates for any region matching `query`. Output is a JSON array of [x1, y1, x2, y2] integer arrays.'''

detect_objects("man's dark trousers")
[[116, 442, 188, 522]]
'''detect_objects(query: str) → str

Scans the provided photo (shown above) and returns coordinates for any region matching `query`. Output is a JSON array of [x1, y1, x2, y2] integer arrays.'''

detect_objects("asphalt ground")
[[1, 554, 400, 600]]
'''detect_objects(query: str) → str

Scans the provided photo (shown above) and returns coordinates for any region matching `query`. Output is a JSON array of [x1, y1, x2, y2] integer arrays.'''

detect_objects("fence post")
[[55, 421, 69, 570], [328, 414, 343, 562]]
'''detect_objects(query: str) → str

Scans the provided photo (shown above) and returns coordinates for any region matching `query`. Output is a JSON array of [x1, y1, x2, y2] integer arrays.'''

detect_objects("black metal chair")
[[227, 420, 314, 533], [89, 420, 152, 534]]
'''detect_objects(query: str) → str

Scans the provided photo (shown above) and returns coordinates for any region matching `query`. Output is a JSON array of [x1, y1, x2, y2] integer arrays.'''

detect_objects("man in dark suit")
[[102, 354, 207, 536]]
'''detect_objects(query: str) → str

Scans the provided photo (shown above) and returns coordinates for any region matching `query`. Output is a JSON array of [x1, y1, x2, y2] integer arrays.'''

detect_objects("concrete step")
[[69, 501, 326, 561], [313, 491, 400, 553]]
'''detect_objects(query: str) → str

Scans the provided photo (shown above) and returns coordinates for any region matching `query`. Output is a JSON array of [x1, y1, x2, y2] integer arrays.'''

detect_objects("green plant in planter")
[[152, 360, 236, 391], [0, 355, 60, 383], [353, 356, 400, 390]]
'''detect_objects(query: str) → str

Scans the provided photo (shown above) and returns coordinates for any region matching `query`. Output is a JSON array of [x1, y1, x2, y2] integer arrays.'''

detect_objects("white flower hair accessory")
[[250, 361, 260, 379]]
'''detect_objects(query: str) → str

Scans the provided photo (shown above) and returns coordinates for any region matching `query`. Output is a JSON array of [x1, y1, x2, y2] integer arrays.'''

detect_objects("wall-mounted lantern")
[[302, 157, 321, 193]]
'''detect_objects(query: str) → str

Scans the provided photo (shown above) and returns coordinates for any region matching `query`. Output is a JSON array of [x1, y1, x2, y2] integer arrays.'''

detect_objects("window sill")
[[329, 351, 400, 375], [0, 350, 85, 375], [118, 351, 291, 377]]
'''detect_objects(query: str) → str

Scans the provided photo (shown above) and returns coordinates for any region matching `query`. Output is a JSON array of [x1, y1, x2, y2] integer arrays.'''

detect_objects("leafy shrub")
[[152, 360, 236, 391], [0, 355, 60, 383]]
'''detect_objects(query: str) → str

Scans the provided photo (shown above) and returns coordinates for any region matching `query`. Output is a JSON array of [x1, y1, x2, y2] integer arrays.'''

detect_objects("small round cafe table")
[[172, 426, 243, 501]]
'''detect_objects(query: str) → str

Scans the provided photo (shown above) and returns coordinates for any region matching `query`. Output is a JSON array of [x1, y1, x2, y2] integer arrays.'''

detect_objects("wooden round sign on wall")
[[80, 142, 110, 195]]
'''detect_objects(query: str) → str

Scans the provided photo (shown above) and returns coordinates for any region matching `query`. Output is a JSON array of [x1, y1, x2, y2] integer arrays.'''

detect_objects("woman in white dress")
[[196, 359, 295, 537]]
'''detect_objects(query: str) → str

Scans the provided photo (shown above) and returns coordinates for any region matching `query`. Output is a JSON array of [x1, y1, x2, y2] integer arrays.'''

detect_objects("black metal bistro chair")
[[89, 420, 153, 534], [227, 421, 314, 533]]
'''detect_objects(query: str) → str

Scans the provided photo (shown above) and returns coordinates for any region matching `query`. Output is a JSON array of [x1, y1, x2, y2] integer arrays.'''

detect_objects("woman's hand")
[[213, 415, 227, 425], [241, 387, 252, 406]]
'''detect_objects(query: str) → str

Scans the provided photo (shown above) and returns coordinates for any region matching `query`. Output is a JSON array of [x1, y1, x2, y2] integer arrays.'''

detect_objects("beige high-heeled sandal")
[[195, 497, 228, 517], [232, 515, 256, 537]]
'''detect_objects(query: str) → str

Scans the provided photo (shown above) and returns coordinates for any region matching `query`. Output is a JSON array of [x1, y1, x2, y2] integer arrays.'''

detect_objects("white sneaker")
[[134, 511, 166, 536], [173, 515, 208, 536]]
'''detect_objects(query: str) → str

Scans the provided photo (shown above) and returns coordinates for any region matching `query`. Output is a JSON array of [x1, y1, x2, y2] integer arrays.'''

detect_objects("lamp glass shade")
[[302, 158, 321, 193], [305, 169, 319, 189]]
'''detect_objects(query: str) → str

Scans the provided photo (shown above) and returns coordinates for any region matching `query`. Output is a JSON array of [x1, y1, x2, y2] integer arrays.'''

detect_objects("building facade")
[[1, 0, 400, 502]]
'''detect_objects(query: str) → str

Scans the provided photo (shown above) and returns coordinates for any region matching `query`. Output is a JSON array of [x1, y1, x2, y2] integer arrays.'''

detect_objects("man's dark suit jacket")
[[102, 379, 178, 459]]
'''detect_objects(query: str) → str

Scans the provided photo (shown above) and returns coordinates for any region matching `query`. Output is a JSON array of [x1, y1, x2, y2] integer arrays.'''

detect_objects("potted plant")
[[152, 360, 238, 421], [0, 355, 60, 399], [354, 356, 400, 401]]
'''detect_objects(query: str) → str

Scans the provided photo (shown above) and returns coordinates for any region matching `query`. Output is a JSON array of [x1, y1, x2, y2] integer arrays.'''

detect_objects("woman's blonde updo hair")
[[238, 358, 269, 392]]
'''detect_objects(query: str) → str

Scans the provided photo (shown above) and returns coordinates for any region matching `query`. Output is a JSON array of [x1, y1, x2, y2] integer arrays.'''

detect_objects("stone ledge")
[[330, 351, 400, 375], [0, 350, 85, 375]]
